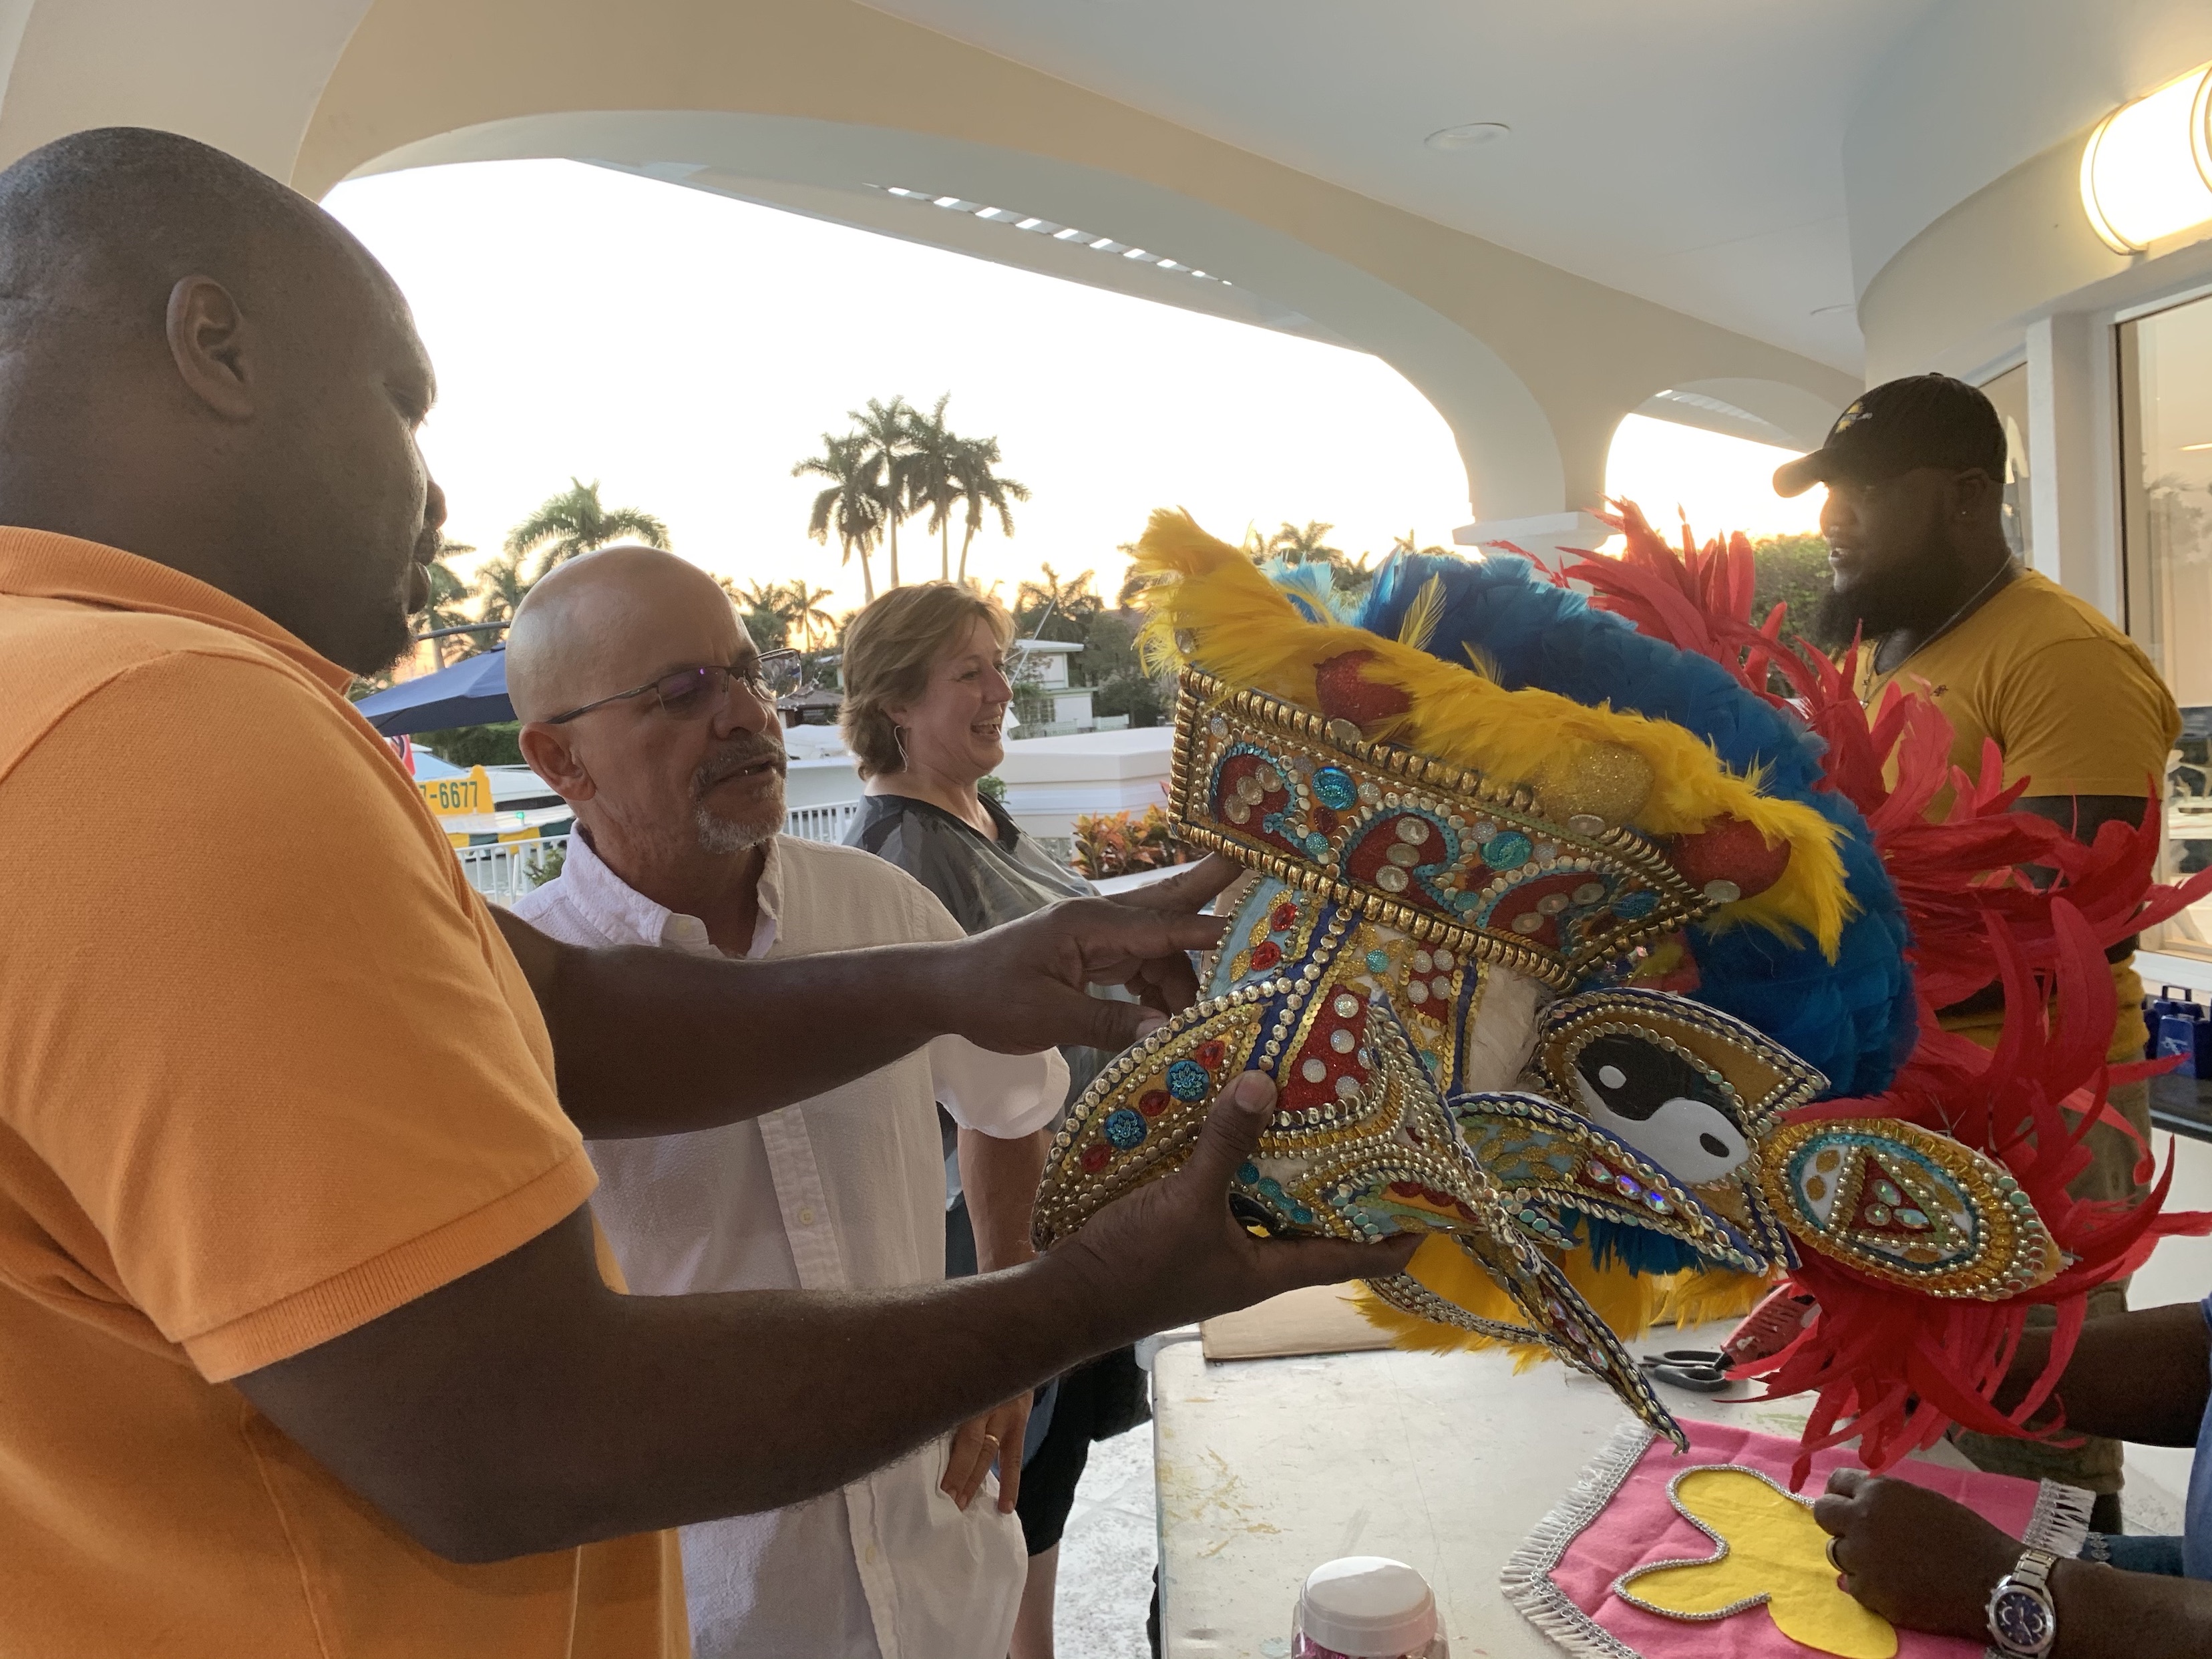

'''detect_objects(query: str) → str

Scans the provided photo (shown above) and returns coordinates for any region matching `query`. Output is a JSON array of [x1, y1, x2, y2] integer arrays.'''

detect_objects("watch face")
[[1992, 1586, 2054, 1652]]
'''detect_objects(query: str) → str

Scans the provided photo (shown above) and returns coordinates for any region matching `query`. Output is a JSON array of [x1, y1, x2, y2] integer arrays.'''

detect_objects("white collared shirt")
[[515, 831, 1062, 1659]]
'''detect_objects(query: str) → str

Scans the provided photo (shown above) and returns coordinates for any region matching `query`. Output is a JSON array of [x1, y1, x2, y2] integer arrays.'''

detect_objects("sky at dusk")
[[325, 159, 1823, 618]]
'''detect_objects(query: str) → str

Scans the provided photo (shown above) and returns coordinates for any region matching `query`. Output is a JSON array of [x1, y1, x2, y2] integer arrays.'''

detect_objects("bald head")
[[510, 546, 789, 878], [0, 127, 443, 673], [508, 546, 741, 723], [0, 128, 349, 338]]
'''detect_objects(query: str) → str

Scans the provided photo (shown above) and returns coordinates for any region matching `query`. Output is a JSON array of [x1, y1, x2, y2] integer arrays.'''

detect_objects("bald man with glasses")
[[508, 546, 1057, 1659]]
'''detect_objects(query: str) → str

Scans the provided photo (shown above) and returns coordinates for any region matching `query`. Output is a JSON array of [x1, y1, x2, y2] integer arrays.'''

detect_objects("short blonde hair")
[[840, 582, 1016, 779]]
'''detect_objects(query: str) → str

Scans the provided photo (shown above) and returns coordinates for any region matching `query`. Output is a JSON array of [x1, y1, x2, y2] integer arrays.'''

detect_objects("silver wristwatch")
[[1986, 1546, 2059, 1658]]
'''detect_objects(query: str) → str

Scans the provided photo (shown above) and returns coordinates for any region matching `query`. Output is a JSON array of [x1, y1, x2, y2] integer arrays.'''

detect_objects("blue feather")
[[1356, 553, 1915, 1097], [1576, 1213, 1713, 1276]]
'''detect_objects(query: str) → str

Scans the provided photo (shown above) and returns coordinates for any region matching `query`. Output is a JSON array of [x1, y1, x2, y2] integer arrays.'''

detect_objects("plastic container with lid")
[[1291, 1555, 1449, 1659]]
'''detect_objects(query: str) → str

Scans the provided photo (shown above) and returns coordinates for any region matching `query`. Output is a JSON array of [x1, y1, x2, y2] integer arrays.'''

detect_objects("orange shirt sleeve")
[[1987, 635, 2180, 799], [0, 649, 597, 1380]]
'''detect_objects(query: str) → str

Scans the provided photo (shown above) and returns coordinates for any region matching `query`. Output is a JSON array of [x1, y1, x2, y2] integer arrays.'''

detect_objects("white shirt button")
[[798, 1207, 816, 1226]]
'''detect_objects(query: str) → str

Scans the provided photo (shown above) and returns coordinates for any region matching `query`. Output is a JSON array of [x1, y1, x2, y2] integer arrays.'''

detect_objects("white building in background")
[[1008, 637, 1094, 729]]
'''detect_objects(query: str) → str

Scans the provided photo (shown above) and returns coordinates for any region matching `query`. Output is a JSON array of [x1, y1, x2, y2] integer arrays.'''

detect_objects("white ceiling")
[[860, 0, 1943, 372]]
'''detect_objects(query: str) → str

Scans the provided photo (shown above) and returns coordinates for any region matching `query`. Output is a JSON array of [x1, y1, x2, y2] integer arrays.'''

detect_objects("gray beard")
[[695, 803, 777, 855]]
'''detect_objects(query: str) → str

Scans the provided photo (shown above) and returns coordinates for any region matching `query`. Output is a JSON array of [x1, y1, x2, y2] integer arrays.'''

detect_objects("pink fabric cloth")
[[1545, 1418, 2042, 1659]]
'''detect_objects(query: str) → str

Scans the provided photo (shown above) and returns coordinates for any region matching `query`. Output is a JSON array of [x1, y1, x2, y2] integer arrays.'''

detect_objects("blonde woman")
[[843, 582, 1148, 1659]]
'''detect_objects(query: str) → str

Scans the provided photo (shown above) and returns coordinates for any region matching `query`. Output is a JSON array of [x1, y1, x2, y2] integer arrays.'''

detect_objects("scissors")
[[1637, 1348, 1732, 1393]]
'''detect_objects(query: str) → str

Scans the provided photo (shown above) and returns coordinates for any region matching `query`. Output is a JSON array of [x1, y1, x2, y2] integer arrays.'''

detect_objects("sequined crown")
[[1174, 669, 1735, 989]]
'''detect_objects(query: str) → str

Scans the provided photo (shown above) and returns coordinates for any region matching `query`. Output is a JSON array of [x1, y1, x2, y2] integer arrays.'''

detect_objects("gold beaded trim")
[[1169, 670, 1709, 990], [1757, 1117, 2059, 1300]]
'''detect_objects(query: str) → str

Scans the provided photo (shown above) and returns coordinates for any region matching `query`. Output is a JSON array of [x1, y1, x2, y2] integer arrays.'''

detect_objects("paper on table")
[[1200, 1282, 1397, 1361]]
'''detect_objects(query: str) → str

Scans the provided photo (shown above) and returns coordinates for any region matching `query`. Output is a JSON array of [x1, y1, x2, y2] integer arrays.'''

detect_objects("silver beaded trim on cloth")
[[1501, 1421, 2096, 1659]]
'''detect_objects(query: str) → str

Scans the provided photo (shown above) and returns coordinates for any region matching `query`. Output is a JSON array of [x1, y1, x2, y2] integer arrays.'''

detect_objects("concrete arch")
[[0, 0, 1861, 521]]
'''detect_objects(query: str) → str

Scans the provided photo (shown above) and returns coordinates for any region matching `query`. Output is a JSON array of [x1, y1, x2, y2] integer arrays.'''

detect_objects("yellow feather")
[[1132, 509, 1851, 955], [1397, 572, 1446, 653], [1352, 1238, 1773, 1362]]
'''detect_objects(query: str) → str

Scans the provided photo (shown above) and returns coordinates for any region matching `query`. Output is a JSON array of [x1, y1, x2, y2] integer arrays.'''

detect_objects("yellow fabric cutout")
[[1618, 1467, 1897, 1659]]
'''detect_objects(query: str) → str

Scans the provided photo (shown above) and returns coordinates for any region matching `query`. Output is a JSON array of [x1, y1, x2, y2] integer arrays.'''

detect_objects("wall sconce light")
[[2080, 61, 2212, 252]]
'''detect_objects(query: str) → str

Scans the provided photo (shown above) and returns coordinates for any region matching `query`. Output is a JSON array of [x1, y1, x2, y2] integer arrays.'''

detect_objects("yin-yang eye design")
[[1567, 1033, 1750, 1185]]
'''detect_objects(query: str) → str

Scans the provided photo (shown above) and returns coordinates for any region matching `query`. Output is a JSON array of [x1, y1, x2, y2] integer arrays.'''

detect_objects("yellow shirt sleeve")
[[1984, 635, 2179, 799], [0, 650, 597, 1381]]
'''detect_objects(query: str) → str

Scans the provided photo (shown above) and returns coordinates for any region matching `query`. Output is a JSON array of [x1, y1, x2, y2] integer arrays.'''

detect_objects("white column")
[[2024, 313, 2123, 622]]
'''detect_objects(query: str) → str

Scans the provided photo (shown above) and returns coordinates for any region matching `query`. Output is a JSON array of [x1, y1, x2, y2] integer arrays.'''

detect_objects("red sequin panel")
[[1340, 815, 1466, 922], [1276, 982, 1372, 1112], [1209, 752, 1301, 858], [1478, 870, 1602, 954]]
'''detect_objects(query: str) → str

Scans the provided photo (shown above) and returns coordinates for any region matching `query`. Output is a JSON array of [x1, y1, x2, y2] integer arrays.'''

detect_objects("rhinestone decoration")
[[1312, 766, 1358, 810], [1033, 982, 1692, 1450], [1759, 1118, 2057, 1300], [1165, 1059, 1212, 1099], [1169, 671, 1710, 989]]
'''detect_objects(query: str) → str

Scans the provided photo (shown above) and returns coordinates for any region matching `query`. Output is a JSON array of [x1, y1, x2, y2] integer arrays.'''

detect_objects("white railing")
[[785, 799, 864, 844], [455, 800, 864, 905], [456, 836, 570, 905]]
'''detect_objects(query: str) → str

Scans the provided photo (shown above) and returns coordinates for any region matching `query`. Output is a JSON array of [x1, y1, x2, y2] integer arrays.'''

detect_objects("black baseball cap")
[[1772, 373, 2008, 498]]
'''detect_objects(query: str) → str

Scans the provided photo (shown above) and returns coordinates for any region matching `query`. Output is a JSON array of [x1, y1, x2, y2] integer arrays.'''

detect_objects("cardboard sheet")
[[1200, 1282, 1396, 1361]]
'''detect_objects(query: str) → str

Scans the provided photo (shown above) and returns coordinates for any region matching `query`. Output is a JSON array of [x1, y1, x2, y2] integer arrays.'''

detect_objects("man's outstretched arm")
[[235, 1071, 1417, 1563], [1996, 1299, 2211, 1448], [494, 858, 1234, 1138]]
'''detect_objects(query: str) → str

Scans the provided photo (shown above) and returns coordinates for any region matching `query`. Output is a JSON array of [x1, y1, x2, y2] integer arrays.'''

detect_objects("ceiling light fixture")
[[862, 184, 1232, 286], [1425, 122, 1511, 152], [2080, 61, 2212, 252]]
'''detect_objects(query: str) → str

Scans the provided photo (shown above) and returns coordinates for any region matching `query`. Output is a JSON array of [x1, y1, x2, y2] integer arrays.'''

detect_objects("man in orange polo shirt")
[[0, 128, 1413, 1658], [1777, 373, 2183, 1529]]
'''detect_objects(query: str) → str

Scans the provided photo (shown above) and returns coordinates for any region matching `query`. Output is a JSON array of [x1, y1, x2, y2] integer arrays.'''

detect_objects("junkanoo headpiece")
[[1036, 508, 2205, 1469]]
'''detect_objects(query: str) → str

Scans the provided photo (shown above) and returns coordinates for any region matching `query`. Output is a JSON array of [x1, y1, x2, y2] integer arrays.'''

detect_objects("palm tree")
[[847, 395, 918, 588], [1266, 520, 1342, 566], [505, 478, 671, 578], [1016, 564, 1100, 643], [414, 538, 478, 664], [795, 431, 887, 602], [1390, 529, 1449, 558], [950, 434, 1029, 584], [905, 393, 964, 582], [722, 578, 795, 652], [784, 580, 837, 651], [472, 548, 538, 632]]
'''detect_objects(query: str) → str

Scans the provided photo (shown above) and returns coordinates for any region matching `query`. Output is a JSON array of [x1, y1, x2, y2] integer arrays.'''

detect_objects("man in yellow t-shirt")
[[0, 128, 1412, 1658], [1777, 373, 2182, 1527]]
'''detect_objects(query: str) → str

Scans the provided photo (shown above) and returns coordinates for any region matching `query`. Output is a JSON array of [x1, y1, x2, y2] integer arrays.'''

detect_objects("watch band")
[[2012, 1547, 2057, 1594], [1986, 1547, 2060, 1659]]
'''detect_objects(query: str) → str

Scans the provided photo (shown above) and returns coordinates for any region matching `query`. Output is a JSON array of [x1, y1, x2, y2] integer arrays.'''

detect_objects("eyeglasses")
[[544, 649, 803, 725]]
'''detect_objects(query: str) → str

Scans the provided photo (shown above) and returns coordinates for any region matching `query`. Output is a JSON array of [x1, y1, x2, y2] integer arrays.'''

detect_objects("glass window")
[[1980, 363, 2033, 561], [2119, 292, 2212, 960]]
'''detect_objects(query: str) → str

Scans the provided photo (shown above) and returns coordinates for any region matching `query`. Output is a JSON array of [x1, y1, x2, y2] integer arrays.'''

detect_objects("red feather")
[[1580, 502, 2212, 1484]]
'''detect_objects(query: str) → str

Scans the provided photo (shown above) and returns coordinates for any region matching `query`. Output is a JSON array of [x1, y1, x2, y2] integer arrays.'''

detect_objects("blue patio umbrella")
[[353, 647, 514, 735]]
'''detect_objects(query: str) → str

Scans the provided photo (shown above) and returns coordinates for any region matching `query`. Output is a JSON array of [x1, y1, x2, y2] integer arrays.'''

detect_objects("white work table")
[[1151, 1318, 1871, 1659]]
